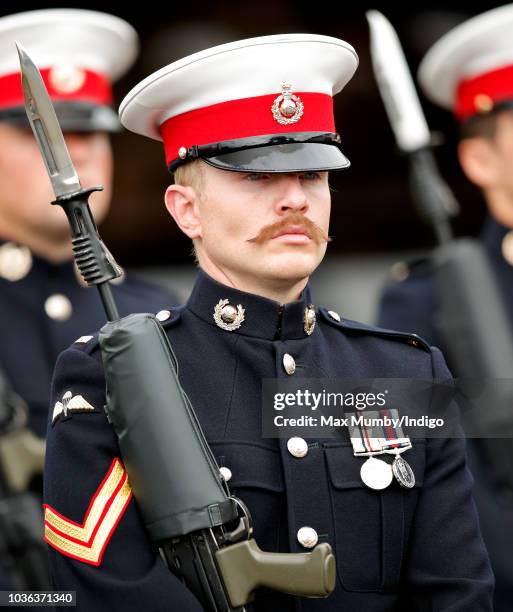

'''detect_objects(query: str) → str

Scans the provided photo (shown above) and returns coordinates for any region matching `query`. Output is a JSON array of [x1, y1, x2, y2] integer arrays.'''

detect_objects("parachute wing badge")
[[52, 391, 96, 425]]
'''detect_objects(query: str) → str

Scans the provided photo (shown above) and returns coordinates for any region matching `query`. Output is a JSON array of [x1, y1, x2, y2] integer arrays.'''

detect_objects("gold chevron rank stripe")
[[44, 457, 132, 566]]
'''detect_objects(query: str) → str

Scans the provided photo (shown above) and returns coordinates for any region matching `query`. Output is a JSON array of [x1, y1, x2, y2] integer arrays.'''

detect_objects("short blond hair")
[[172, 160, 205, 265], [172, 159, 205, 194]]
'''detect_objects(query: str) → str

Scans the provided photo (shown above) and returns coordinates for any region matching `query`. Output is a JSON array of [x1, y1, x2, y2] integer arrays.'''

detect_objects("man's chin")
[[261, 254, 322, 282]]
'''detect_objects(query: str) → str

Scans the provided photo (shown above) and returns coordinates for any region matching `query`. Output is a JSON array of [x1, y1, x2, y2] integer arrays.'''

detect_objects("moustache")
[[247, 212, 331, 245]]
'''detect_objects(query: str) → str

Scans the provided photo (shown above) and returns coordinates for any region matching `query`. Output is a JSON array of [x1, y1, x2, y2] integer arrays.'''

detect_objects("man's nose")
[[276, 175, 309, 214]]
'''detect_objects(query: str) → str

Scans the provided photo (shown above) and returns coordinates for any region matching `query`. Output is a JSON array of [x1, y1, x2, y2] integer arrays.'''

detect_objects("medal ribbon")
[[378, 408, 411, 453], [347, 411, 383, 456]]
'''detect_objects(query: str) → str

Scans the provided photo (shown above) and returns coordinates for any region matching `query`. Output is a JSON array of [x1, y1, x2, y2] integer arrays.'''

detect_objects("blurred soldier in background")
[[0, 9, 178, 590], [378, 5, 513, 610], [0, 9, 178, 440]]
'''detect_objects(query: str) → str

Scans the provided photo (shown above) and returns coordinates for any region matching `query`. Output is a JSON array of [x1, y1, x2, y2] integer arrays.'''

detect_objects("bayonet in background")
[[17, 42, 120, 320], [367, 10, 431, 154], [367, 10, 459, 243]]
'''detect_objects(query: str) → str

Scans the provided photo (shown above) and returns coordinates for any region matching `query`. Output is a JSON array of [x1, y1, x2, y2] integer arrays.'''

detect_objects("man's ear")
[[458, 137, 499, 189], [164, 184, 202, 239]]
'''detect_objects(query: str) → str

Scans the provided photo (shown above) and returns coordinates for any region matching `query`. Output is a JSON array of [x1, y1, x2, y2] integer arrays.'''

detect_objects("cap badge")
[[213, 299, 245, 331], [474, 93, 493, 114], [272, 83, 304, 125], [49, 64, 86, 94], [303, 304, 316, 336]]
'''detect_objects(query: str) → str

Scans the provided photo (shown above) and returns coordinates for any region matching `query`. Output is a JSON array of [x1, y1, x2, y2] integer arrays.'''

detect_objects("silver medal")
[[392, 455, 415, 488], [360, 456, 393, 490]]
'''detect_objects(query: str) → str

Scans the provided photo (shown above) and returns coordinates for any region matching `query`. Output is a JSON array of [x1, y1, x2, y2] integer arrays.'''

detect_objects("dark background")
[[1, 2, 503, 267]]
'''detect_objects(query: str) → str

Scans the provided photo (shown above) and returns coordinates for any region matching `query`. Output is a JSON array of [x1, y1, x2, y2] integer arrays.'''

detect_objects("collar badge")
[[213, 299, 245, 331], [303, 304, 316, 336]]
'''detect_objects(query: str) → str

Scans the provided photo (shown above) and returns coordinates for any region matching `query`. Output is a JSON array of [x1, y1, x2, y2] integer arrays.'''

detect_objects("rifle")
[[17, 42, 336, 610]]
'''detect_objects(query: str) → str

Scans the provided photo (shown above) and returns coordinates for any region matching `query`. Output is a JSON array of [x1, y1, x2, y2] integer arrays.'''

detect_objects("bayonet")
[[367, 11, 459, 243], [17, 42, 81, 197], [17, 42, 120, 319], [367, 10, 431, 153]]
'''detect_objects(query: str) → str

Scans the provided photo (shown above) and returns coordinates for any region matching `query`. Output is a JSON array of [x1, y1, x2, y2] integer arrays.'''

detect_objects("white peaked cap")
[[119, 34, 358, 172], [419, 4, 513, 120], [0, 9, 138, 79], [0, 9, 139, 131]]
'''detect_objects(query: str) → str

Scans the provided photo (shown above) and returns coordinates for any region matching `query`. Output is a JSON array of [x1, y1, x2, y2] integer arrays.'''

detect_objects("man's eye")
[[300, 172, 321, 180], [246, 173, 271, 181]]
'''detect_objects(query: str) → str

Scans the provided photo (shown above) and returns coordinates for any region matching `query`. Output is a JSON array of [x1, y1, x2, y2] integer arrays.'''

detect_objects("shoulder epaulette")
[[71, 307, 184, 356], [318, 306, 431, 352], [71, 332, 100, 355]]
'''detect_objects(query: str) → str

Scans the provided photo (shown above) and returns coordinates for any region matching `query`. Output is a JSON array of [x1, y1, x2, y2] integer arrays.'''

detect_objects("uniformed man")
[[377, 6, 513, 611], [44, 34, 493, 610], [0, 9, 178, 440]]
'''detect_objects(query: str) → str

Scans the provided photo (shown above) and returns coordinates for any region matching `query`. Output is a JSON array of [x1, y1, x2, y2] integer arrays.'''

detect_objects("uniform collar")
[[186, 269, 316, 341]]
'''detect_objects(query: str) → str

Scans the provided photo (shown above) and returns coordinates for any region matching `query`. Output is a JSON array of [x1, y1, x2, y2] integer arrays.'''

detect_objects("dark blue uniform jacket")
[[44, 269, 493, 611]]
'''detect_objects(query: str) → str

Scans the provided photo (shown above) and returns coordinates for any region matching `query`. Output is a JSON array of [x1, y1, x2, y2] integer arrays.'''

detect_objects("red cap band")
[[160, 92, 335, 166], [0, 67, 112, 111], [456, 64, 513, 120]]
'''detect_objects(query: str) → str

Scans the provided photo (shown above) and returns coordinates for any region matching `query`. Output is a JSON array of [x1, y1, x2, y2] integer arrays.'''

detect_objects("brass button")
[[283, 353, 296, 375], [156, 310, 171, 322], [287, 437, 308, 458], [0, 243, 32, 281], [390, 261, 409, 282], [220, 466, 232, 482], [45, 294, 72, 321], [502, 230, 513, 266], [297, 526, 318, 549]]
